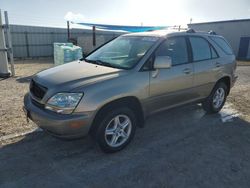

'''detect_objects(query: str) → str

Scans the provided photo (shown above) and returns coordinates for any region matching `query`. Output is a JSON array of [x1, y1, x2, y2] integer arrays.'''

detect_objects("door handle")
[[183, 68, 191, 74], [151, 69, 159, 78], [215, 62, 221, 67]]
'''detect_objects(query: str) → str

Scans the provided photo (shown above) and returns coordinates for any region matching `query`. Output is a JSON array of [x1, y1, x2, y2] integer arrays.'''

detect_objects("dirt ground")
[[228, 63, 250, 121], [0, 59, 53, 137], [1, 60, 250, 187]]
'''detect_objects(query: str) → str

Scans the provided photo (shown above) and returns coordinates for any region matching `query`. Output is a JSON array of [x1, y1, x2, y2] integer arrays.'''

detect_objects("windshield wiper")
[[84, 59, 122, 69], [84, 59, 97, 64], [95, 60, 114, 67]]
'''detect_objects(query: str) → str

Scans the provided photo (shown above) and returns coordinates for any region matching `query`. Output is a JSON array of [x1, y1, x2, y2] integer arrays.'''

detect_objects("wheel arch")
[[216, 76, 231, 95], [89, 96, 145, 134]]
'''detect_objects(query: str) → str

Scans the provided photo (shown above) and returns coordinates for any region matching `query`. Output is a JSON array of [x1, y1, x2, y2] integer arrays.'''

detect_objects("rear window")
[[209, 36, 233, 55]]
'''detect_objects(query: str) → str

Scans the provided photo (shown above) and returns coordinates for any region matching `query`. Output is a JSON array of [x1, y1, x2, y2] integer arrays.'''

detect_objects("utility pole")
[[0, 9, 10, 78], [4, 11, 15, 76], [67, 21, 70, 42], [92, 25, 96, 47]]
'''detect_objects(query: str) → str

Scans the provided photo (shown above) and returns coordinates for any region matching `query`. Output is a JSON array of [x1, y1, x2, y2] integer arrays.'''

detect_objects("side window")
[[209, 36, 233, 55], [155, 37, 188, 66], [211, 46, 219, 59], [190, 37, 211, 61]]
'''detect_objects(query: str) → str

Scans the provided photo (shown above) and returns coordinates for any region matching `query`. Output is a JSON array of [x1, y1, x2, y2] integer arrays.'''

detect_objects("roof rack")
[[208, 30, 217, 35], [186, 28, 195, 33]]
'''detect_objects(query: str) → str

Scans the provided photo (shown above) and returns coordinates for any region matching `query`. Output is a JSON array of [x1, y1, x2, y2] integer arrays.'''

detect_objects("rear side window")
[[209, 36, 233, 55], [211, 46, 219, 59], [190, 37, 211, 61], [155, 37, 188, 66]]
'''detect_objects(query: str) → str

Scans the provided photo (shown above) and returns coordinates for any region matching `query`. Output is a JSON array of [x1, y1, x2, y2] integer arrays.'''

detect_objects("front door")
[[148, 36, 194, 114]]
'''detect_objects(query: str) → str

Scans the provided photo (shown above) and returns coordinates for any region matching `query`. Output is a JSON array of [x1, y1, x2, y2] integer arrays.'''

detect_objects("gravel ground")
[[0, 59, 53, 137], [0, 60, 250, 187], [1, 99, 250, 187], [228, 64, 250, 121]]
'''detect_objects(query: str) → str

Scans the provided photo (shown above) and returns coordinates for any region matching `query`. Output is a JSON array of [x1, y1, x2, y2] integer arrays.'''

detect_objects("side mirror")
[[154, 56, 172, 69]]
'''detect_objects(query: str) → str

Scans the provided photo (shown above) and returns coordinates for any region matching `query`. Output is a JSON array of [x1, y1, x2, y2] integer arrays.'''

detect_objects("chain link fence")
[[6, 25, 123, 59]]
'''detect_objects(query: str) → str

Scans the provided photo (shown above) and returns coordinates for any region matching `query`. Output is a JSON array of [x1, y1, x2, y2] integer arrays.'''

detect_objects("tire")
[[94, 107, 137, 153], [202, 82, 228, 114]]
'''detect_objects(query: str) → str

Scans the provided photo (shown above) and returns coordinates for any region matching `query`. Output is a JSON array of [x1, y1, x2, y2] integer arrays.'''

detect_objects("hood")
[[33, 61, 123, 90]]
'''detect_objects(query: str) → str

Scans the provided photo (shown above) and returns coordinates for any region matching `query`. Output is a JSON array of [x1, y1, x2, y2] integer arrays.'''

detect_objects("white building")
[[188, 19, 250, 60]]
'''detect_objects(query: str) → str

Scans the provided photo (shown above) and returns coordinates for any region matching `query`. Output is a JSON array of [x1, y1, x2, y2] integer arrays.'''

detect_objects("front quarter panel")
[[72, 71, 150, 114]]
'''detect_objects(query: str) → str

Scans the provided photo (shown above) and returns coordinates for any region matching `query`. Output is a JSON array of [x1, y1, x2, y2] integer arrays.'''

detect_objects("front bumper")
[[24, 93, 94, 139]]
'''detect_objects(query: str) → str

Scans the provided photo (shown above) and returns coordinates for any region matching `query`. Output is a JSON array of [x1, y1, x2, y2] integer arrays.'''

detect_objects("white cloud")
[[64, 11, 85, 22]]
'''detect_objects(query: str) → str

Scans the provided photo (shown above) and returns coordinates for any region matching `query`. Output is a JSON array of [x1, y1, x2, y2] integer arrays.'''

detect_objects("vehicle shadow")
[[1, 104, 250, 188], [0, 77, 8, 81]]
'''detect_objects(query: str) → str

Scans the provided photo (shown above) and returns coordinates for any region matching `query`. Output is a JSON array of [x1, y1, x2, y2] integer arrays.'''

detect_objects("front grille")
[[30, 79, 47, 100]]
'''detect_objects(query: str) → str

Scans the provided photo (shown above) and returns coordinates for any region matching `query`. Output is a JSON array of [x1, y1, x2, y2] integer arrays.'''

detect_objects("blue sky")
[[0, 0, 250, 28]]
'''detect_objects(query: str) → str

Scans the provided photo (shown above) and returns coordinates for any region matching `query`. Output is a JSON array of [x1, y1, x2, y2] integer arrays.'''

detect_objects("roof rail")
[[186, 28, 195, 33], [208, 30, 217, 35]]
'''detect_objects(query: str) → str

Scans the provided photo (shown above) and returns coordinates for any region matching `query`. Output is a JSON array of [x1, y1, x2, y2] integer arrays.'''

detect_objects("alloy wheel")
[[104, 115, 132, 148]]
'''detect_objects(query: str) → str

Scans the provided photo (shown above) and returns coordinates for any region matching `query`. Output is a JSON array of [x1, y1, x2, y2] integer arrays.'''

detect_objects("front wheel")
[[94, 107, 137, 153], [202, 82, 228, 113]]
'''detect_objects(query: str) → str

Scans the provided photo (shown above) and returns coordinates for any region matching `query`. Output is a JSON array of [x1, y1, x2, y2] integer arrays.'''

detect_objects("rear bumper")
[[23, 93, 94, 139]]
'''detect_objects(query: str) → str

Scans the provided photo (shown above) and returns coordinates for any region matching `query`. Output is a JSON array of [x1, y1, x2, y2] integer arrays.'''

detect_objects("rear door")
[[147, 36, 194, 113], [188, 36, 220, 98]]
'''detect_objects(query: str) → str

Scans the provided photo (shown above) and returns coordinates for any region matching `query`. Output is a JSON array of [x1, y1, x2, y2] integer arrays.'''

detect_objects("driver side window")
[[155, 37, 188, 66]]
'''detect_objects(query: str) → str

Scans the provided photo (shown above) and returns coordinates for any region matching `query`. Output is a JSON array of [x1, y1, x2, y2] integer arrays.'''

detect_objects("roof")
[[189, 18, 250, 26], [122, 29, 222, 38]]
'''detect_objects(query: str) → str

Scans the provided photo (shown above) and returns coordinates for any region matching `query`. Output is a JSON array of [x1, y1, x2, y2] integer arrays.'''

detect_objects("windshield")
[[85, 36, 159, 69]]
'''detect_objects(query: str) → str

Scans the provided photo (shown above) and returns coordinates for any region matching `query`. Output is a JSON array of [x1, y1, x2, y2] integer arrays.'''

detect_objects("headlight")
[[45, 93, 83, 114]]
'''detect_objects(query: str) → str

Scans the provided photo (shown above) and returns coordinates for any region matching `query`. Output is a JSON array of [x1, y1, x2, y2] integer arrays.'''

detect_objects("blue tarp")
[[75, 22, 168, 32]]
